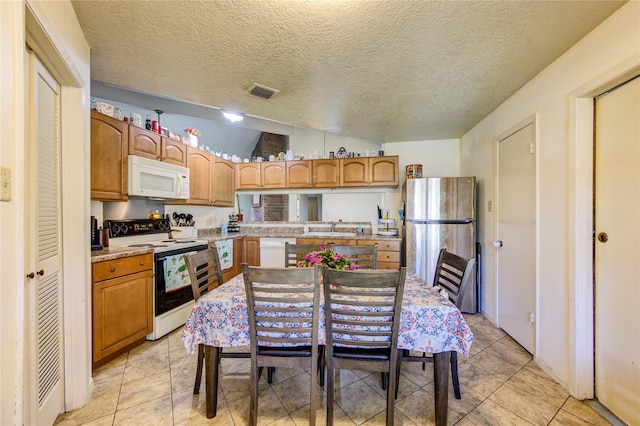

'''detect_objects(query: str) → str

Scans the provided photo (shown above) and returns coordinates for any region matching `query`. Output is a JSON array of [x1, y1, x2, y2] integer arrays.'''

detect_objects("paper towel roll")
[[371, 217, 379, 234]]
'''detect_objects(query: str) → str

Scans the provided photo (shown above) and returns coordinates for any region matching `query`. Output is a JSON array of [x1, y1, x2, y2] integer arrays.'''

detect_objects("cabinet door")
[[92, 269, 153, 363], [91, 111, 129, 200], [313, 160, 340, 188], [286, 161, 312, 188], [243, 237, 261, 266], [161, 137, 187, 167], [261, 162, 286, 188], [340, 158, 368, 187], [186, 146, 213, 205], [236, 163, 261, 189], [369, 156, 399, 187], [358, 239, 401, 270], [129, 126, 161, 159], [213, 157, 235, 207]]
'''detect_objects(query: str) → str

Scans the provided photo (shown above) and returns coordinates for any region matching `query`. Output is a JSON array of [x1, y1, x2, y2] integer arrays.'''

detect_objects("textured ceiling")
[[72, 0, 625, 143]]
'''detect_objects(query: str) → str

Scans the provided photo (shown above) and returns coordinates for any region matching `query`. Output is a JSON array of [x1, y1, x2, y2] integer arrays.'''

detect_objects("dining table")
[[182, 271, 473, 425]]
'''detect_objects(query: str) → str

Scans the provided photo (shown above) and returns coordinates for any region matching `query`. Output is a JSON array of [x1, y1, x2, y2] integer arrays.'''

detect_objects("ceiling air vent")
[[246, 83, 279, 100]]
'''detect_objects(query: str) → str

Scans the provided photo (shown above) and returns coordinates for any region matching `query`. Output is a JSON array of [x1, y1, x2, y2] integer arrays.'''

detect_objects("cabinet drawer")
[[358, 239, 401, 252], [377, 261, 400, 270], [93, 254, 153, 282], [378, 251, 400, 263]]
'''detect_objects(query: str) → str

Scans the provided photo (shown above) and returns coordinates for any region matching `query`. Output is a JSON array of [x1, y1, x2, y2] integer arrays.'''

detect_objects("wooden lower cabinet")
[[92, 254, 153, 370], [357, 239, 401, 270], [243, 237, 261, 266]]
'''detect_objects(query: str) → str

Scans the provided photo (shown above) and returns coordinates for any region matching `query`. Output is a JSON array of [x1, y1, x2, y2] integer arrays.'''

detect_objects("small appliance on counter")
[[227, 215, 241, 232], [376, 219, 398, 236], [90, 216, 102, 251]]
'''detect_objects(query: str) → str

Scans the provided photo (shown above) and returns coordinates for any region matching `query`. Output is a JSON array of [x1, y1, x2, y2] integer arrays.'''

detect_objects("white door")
[[496, 122, 536, 353], [25, 52, 64, 425], [594, 76, 640, 426]]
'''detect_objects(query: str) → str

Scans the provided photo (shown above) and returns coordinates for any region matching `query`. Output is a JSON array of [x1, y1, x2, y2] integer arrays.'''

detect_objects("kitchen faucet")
[[331, 222, 336, 232]]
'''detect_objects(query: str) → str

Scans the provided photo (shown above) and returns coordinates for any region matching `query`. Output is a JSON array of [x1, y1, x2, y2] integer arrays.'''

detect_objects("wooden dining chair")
[[332, 244, 378, 269], [284, 242, 331, 267], [242, 263, 322, 426], [184, 247, 250, 395], [396, 248, 475, 399], [322, 266, 406, 426]]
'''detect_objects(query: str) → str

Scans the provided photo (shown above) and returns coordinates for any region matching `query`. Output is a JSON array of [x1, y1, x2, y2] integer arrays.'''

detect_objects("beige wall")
[[460, 1, 640, 397], [1, 1, 91, 423]]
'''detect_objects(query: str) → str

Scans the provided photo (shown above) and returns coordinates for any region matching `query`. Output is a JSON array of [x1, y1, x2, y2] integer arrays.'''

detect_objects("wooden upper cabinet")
[[369, 156, 399, 186], [185, 146, 213, 205], [340, 156, 398, 187], [262, 162, 286, 189], [340, 158, 368, 187], [91, 111, 129, 201], [129, 126, 161, 159], [313, 160, 340, 188], [286, 161, 313, 188], [236, 163, 261, 189], [212, 157, 235, 207], [161, 137, 187, 167]]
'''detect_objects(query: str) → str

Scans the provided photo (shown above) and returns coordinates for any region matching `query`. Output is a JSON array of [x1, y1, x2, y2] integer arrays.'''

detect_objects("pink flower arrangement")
[[297, 246, 355, 270], [184, 127, 200, 136]]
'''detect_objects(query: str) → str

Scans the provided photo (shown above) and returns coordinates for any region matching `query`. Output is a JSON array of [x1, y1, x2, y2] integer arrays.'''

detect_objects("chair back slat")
[[433, 248, 475, 309], [284, 243, 332, 267], [332, 244, 378, 269], [184, 247, 224, 301]]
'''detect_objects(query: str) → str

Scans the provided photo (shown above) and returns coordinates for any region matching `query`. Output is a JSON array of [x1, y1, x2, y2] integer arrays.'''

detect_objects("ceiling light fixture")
[[221, 110, 245, 123]]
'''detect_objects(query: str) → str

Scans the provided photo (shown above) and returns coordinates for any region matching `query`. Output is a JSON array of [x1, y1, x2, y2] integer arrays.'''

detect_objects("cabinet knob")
[[110, 267, 116, 272], [140, 262, 144, 266], [37, 269, 44, 276], [27, 272, 35, 279]]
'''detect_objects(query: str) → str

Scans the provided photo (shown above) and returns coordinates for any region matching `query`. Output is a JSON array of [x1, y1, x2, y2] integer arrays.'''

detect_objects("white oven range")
[[106, 219, 209, 340]]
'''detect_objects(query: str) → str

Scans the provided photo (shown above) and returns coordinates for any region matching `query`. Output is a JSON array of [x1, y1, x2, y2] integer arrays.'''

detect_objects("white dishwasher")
[[259, 237, 297, 267]]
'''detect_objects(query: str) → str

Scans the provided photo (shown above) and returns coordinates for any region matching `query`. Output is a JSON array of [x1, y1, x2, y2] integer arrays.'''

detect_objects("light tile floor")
[[55, 314, 614, 425]]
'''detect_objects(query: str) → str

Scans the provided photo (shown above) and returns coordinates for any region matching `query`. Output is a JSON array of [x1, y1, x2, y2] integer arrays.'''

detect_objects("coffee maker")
[[90, 216, 102, 250]]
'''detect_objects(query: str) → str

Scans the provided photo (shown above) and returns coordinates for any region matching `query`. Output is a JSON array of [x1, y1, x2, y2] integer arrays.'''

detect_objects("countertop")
[[91, 231, 400, 263]]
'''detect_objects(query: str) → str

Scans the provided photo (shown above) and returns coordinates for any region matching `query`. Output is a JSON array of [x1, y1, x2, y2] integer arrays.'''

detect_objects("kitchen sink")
[[304, 232, 357, 237]]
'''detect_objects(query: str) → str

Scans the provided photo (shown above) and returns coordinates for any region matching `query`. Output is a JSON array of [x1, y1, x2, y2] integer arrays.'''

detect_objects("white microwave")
[[128, 155, 189, 199]]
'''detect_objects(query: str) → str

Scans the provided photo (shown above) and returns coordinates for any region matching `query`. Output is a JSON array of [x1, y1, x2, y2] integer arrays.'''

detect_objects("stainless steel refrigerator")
[[403, 177, 478, 312]]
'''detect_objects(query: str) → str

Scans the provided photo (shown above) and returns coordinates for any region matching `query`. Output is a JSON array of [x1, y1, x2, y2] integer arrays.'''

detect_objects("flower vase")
[[185, 133, 198, 147]]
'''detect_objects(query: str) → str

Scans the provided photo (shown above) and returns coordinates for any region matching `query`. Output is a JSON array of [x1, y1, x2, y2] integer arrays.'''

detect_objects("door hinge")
[[529, 142, 534, 155], [529, 312, 535, 325]]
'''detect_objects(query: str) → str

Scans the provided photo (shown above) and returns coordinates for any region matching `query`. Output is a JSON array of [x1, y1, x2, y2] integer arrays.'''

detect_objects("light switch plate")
[[1, 166, 11, 202]]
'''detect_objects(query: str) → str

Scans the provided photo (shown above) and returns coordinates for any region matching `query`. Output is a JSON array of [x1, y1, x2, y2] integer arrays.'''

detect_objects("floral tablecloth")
[[182, 272, 473, 358]]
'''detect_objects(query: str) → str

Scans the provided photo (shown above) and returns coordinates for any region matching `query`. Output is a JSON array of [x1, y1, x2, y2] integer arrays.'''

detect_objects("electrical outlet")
[[0, 166, 11, 202]]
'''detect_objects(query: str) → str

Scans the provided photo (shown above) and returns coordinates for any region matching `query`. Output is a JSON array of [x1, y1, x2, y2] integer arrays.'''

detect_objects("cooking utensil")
[[186, 214, 193, 226], [179, 213, 186, 226]]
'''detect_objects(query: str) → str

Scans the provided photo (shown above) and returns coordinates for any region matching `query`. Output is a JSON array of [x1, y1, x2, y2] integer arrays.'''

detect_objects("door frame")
[[22, 1, 92, 418], [493, 114, 538, 354], [568, 53, 640, 399]]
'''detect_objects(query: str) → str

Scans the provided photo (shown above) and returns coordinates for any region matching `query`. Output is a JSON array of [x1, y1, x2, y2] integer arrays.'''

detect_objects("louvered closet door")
[[26, 52, 64, 425]]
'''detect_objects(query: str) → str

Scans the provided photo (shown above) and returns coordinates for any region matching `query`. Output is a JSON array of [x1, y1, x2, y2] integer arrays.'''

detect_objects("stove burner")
[[161, 240, 196, 244], [128, 243, 154, 248]]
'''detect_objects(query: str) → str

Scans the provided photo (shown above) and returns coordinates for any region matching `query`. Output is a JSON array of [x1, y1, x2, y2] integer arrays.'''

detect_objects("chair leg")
[[326, 361, 335, 426], [451, 352, 461, 399], [267, 366, 274, 383], [386, 363, 396, 426], [422, 351, 426, 371], [194, 344, 204, 394], [250, 362, 259, 426], [394, 349, 404, 399], [381, 372, 387, 390]]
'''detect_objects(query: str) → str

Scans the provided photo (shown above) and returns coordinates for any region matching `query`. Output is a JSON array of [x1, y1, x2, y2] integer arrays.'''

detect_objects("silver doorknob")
[[493, 240, 503, 248]]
